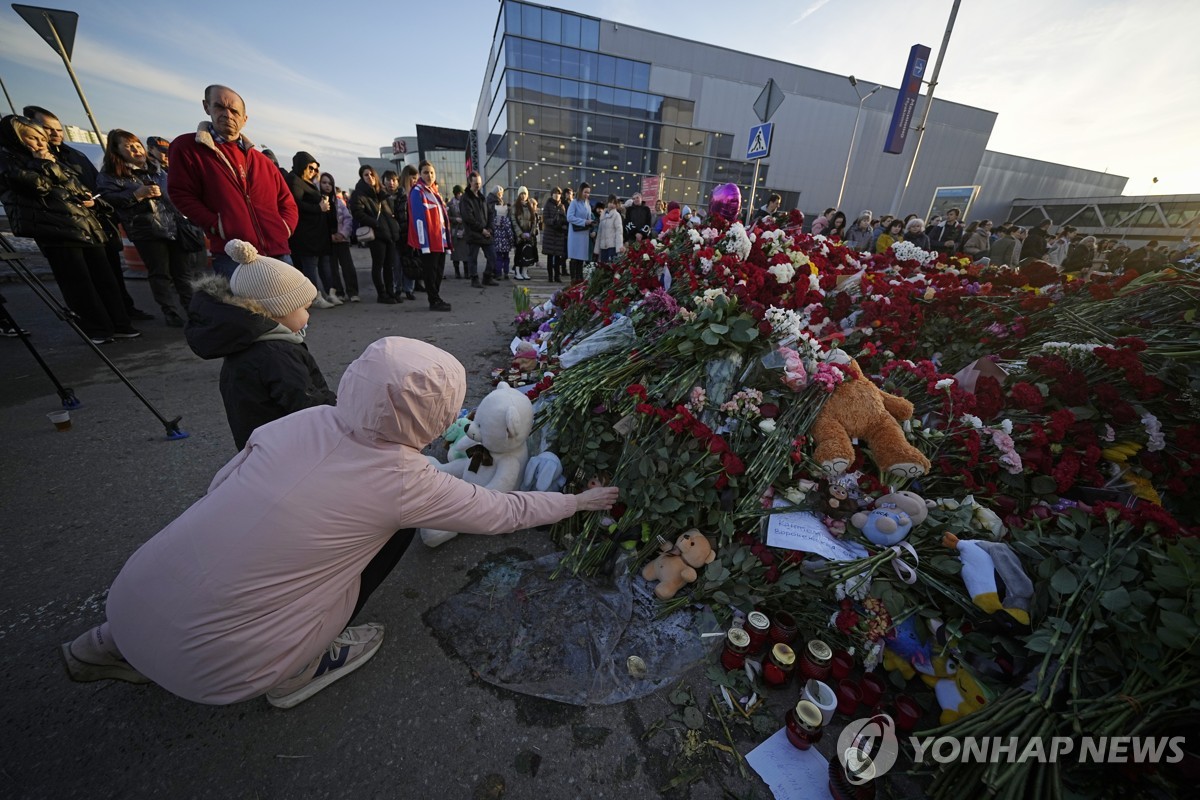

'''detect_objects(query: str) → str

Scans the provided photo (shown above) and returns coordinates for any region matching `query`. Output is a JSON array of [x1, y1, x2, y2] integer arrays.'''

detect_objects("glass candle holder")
[[745, 611, 771, 654], [721, 628, 751, 672], [836, 678, 861, 716], [785, 699, 824, 750], [798, 639, 833, 682], [858, 672, 886, 707], [831, 649, 855, 680], [763, 643, 796, 688], [893, 694, 921, 731], [768, 611, 798, 645]]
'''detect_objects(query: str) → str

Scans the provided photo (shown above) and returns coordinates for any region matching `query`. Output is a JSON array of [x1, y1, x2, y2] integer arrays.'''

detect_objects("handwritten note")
[[746, 727, 833, 800], [765, 503, 868, 562]]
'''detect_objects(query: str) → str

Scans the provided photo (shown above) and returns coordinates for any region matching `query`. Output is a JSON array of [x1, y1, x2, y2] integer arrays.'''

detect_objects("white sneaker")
[[313, 295, 336, 309], [349, 295, 361, 303], [265, 623, 385, 709], [328, 291, 344, 306]]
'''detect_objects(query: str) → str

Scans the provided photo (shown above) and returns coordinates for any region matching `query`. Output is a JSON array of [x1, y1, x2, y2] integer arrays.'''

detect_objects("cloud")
[[791, 0, 833, 25]]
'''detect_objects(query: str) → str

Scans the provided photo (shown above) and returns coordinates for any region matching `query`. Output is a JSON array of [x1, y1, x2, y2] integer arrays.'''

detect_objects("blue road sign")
[[746, 122, 773, 160]]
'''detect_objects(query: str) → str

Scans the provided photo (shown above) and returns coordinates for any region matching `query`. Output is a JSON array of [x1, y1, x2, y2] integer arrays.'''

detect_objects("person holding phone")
[[98, 129, 200, 327], [0, 115, 139, 343]]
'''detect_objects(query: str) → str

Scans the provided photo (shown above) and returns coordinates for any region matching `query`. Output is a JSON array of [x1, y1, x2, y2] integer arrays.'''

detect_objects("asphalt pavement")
[[0, 247, 786, 800]]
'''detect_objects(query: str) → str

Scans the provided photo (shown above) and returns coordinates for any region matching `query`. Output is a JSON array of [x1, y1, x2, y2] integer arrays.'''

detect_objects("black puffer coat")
[[286, 152, 330, 257], [540, 197, 567, 256], [461, 187, 491, 246], [185, 275, 336, 450], [0, 117, 109, 245], [623, 203, 652, 242], [350, 178, 400, 242], [96, 165, 178, 242]]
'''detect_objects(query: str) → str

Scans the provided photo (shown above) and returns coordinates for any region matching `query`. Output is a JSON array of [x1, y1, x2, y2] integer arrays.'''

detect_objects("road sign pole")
[[889, 0, 961, 216], [746, 159, 761, 225], [41, 11, 104, 143], [0, 74, 15, 115]]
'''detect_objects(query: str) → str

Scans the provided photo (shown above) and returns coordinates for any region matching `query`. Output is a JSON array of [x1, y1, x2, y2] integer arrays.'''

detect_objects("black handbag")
[[401, 250, 423, 280], [175, 215, 207, 252], [516, 240, 538, 267]]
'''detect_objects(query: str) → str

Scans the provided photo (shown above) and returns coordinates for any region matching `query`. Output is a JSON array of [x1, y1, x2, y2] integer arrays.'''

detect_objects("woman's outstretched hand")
[[575, 486, 620, 511]]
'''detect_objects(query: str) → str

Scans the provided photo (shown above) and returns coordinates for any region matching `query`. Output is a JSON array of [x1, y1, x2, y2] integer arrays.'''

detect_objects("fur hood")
[[185, 274, 279, 360]]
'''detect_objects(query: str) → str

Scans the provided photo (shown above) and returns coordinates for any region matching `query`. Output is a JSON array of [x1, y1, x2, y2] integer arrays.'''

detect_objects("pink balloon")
[[709, 183, 741, 221]]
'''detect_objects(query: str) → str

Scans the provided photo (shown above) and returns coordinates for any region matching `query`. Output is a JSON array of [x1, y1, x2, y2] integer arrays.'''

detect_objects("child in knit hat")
[[185, 240, 337, 449]]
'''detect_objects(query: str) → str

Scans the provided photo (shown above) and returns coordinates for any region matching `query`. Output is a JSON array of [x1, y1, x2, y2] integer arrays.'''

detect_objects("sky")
[[1, 0, 1197, 198]]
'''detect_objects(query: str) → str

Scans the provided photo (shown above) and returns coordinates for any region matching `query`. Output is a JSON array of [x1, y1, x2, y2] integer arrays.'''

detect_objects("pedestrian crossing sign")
[[746, 123, 773, 160]]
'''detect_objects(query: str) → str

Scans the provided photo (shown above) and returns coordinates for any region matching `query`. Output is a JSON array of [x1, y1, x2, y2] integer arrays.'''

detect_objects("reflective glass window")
[[524, 39, 543, 70], [542, 9, 561, 43], [505, 2, 521, 34], [581, 18, 599, 50], [1129, 205, 1163, 227], [615, 59, 633, 88], [507, 37, 523, 70], [542, 75, 561, 100], [1070, 206, 1103, 227], [632, 62, 650, 91], [598, 55, 616, 85], [598, 85, 615, 111], [543, 41, 561, 74], [521, 4, 541, 39], [582, 51, 598, 82], [614, 88, 632, 112], [562, 13, 580, 47], [561, 47, 580, 78], [524, 72, 542, 100]]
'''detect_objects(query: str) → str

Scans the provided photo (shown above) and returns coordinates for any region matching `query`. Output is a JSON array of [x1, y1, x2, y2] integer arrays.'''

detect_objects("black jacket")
[[0, 117, 110, 245], [1024, 227, 1050, 260], [286, 158, 330, 257], [461, 187, 491, 245], [96, 165, 178, 242], [185, 275, 336, 450], [624, 203, 652, 242], [349, 179, 400, 242]]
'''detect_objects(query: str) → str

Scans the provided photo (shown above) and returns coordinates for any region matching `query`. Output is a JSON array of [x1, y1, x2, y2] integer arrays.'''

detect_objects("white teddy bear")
[[420, 382, 534, 547]]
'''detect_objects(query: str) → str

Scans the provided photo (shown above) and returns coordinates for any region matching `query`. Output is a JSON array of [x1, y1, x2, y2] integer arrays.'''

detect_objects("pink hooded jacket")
[[106, 337, 576, 704]]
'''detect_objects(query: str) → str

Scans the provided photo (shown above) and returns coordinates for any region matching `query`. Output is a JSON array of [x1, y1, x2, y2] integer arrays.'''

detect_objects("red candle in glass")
[[836, 678, 861, 716], [859, 672, 886, 707], [830, 649, 854, 680], [785, 700, 824, 750], [763, 643, 797, 688], [721, 628, 751, 671], [768, 611, 798, 645], [893, 694, 921, 731], [798, 639, 833, 682], [744, 611, 771, 654]]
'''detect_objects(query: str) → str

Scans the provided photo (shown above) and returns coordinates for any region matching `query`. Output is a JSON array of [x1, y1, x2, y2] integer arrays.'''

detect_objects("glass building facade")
[[476, 1, 761, 207]]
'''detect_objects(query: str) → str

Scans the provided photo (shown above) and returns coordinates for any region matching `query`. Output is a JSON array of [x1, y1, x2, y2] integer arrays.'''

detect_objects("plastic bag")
[[426, 551, 721, 705], [557, 316, 636, 369]]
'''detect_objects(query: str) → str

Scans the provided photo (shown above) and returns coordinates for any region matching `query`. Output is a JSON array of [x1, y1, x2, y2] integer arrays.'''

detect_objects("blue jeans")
[[212, 251, 292, 279], [296, 254, 337, 295]]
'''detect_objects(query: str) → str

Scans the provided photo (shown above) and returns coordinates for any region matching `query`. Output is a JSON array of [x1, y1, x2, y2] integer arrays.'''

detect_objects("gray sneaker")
[[265, 623, 385, 709], [60, 628, 151, 684]]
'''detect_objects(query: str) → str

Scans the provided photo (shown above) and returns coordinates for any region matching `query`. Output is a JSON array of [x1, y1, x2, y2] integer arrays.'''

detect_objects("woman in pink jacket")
[[60, 337, 618, 708]]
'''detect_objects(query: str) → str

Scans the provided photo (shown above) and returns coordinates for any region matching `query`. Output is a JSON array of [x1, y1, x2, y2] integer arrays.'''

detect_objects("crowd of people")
[[3, 81, 1195, 717]]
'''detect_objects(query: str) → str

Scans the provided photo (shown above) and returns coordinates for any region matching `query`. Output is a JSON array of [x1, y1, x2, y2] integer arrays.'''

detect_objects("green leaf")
[[1099, 587, 1131, 612], [708, 323, 729, 335], [712, 591, 731, 605], [1051, 567, 1078, 595], [1158, 610, 1199, 635], [1025, 630, 1056, 654], [1069, 406, 1096, 421], [1031, 476, 1058, 495], [701, 329, 720, 346], [1157, 626, 1193, 650], [1079, 533, 1106, 561]]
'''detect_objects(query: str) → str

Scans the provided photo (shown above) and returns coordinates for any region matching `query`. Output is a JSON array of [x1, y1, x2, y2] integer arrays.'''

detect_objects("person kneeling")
[[61, 337, 619, 708]]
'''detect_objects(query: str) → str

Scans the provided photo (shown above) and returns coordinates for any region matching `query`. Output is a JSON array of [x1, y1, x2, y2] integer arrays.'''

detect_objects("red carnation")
[[626, 384, 648, 399], [1010, 381, 1045, 413], [721, 451, 746, 476]]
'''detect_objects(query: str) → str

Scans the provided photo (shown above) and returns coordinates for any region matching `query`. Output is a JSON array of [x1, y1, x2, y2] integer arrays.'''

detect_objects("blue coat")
[[566, 199, 593, 261]]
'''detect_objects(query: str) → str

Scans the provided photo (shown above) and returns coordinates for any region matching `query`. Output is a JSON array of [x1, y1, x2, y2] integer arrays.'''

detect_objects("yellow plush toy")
[[642, 530, 717, 600], [810, 358, 931, 478]]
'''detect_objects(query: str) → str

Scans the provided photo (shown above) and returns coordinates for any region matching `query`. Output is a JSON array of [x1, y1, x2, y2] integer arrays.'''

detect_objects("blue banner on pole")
[[884, 44, 931, 155]]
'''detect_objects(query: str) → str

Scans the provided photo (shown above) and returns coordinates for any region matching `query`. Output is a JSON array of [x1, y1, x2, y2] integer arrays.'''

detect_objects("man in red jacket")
[[167, 85, 299, 278]]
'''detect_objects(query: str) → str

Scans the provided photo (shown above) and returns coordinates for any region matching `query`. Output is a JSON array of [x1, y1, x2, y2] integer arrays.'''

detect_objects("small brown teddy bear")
[[642, 530, 717, 600], [811, 358, 931, 478]]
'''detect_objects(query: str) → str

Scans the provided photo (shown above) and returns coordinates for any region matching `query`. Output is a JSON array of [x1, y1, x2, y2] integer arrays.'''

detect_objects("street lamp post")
[[836, 76, 881, 211]]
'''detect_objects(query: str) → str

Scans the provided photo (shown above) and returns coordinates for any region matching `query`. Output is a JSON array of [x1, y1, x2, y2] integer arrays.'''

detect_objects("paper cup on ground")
[[47, 410, 71, 432]]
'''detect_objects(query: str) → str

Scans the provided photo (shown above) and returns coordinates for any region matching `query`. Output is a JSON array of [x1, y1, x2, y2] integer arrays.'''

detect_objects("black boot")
[[454, 263, 462, 279]]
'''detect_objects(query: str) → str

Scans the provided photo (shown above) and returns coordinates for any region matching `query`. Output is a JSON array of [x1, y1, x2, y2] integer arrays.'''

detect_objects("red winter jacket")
[[167, 124, 298, 256]]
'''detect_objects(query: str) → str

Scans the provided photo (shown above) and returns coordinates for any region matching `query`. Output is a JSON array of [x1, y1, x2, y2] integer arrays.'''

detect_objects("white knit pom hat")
[[225, 239, 316, 318]]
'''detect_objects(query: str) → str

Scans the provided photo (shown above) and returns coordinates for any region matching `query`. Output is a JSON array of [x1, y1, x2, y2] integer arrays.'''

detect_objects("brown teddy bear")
[[811, 358, 931, 478], [642, 530, 717, 600]]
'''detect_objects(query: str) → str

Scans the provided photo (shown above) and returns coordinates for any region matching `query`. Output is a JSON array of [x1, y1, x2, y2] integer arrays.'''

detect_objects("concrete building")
[[471, 0, 1126, 219]]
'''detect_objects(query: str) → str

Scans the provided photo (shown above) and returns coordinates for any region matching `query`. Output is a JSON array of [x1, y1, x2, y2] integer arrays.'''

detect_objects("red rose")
[[707, 436, 730, 454], [721, 452, 746, 476], [764, 565, 781, 584]]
